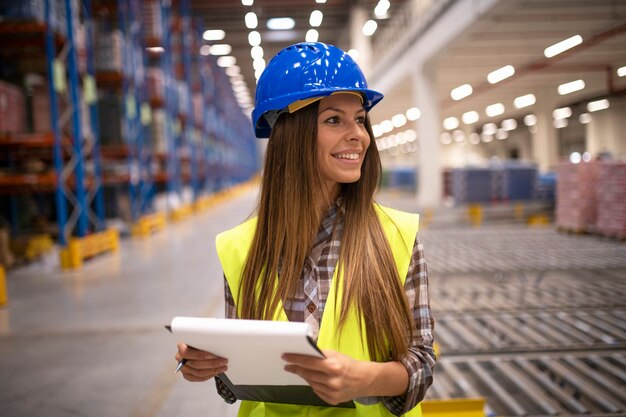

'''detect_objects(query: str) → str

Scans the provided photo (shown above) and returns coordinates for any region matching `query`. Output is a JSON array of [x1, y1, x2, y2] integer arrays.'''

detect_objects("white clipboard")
[[167, 317, 324, 386]]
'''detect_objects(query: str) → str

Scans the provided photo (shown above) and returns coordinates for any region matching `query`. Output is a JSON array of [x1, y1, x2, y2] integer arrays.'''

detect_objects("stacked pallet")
[[555, 162, 599, 232], [596, 161, 626, 238], [0, 80, 25, 135]]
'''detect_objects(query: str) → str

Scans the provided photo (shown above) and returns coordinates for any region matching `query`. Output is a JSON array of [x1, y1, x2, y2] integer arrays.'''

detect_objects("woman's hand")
[[175, 342, 228, 382], [282, 350, 371, 405]]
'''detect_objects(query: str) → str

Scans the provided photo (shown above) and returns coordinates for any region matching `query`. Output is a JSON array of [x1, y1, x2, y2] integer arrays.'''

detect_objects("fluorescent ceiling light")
[[469, 133, 481, 145], [450, 84, 472, 101], [217, 56, 236, 67], [523, 114, 537, 127], [618, 66, 626, 77], [315, 0, 326, 3], [553, 107, 572, 120], [347, 49, 360, 61], [380, 120, 393, 133], [569, 152, 582, 164], [482, 123, 497, 135], [147, 46, 164, 53], [362, 20, 377, 36], [440, 132, 452, 145], [481, 132, 493, 143], [485, 103, 505, 117], [501, 119, 517, 131], [253, 58, 266, 71], [255, 69, 264, 80], [375, 0, 391, 18], [225, 65, 241, 77], [487, 65, 515, 84], [267, 17, 295, 30], [558, 79, 585, 95], [406, 107, 421, 121], [443, 117, 459, 130], [251, 46, 264, 60], [391, 114, 407, 128], [462, 110, 479, 125], [199, 45, 211, 56], [553, 118, 568, 129], [404, 129, 417, 142], [248, 31, 261, 46], [514, 93, 536, 109], [263, 30, 299, 42], [309, 10, 323, 27], [209, 44, 231, 56], [306, 29, 319, 42], [203, 29, 225, 41], [242, 0, 253, 5], [579, 113, 592, 124], [587, 99, 609, 112], [495, 129, 508, 140], [544, 35, 582, 58], [245, 12, 258, 29], [372, 124, 383, 138], [453, 130, 465, 142]]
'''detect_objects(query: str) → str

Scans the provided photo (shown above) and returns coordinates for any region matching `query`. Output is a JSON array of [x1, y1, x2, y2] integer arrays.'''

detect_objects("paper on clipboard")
[[168, 317, 324, 385]]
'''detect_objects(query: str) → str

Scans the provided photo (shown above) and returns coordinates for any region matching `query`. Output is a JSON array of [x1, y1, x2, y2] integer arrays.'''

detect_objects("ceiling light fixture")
[[406, 107, 421, 121], [209, 44, 232, 56], [375, 0, 391, 18], [267, 17, 295, 30], [241, 0, 253, 5], [587, 99, 610, 112], [485, 103, 504, 117], [487, 65, 515, 84], [462, 110, 479, 125], [245, 12, 258, 29], [501, 119, 517, 131], [309, 10, 323, 27], [199, 45, 211, 56], [347, 49, 360, 61], [443, 117, 459, 130], [579, 113, 592, 124], [248, 31, 261, 46], [450, 84, 472, 101], [514, 93, 536, 109], [482, 123, 497, 135], [553, 107, 572, 120], [380, 120, 393, 133], [523, 114, 537, 127], [250, 46, 264, 60], [217, 56, 236, 68], [391, 114, 407, 128], [553, 118, 568, 129], [544, 35, 582, 58], [306, 29, 319, 42], [362, 20, 377, 36], [618, 66, 626, 77], [558, 79, 585, 95], [225, 66, 241, 77], [203, 29, 225, 41]]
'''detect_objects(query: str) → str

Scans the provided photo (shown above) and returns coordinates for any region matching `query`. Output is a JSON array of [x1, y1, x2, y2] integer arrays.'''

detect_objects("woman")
[[175, 42, 435, 417]]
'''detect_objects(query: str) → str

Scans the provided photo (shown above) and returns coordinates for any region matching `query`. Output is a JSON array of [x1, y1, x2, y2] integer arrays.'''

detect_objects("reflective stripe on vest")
[[215, 205, 423, 417]]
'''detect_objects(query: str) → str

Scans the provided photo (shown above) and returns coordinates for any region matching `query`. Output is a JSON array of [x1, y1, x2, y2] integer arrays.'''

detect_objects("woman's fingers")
[[175, 343, 228, 382]]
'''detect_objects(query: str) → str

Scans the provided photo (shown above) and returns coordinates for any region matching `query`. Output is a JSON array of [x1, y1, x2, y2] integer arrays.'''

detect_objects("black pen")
[[175, 359, 188, 373]]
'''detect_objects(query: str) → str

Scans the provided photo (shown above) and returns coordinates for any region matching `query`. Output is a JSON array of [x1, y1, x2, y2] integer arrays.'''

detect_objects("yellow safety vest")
[[216, 204, 422, 417]]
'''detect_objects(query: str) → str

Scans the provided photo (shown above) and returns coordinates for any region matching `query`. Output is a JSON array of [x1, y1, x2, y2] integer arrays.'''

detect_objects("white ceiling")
[[369, 0, 626, 132]]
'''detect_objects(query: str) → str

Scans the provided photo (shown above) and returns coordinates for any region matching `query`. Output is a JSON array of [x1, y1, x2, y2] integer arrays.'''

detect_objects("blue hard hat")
[[252, 42, 384, 138]]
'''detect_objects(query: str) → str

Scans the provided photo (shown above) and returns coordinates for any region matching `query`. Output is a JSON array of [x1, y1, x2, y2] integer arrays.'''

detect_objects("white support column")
[[349, 5, 372, 77], [586, 97, 626, 158], [532, 93, 559, 172], [412, 65, 442, 209]]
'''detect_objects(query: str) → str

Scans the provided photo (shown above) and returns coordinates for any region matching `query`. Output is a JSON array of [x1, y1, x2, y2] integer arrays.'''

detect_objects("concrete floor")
[[0, 187, 624, 417]]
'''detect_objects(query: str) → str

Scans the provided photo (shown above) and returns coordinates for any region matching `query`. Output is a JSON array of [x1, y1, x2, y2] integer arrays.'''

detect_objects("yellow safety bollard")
[[467, 204, 483, 227], [0, 266, 7, 306]]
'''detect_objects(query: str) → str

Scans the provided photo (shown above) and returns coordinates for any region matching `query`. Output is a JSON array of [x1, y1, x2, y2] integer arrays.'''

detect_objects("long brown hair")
[[239, 102, 414, 361]]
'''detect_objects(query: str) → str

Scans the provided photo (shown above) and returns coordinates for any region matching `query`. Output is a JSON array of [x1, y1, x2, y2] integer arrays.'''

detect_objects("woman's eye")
[[356, 116, 366, 124], [325, 116, 340, 124]]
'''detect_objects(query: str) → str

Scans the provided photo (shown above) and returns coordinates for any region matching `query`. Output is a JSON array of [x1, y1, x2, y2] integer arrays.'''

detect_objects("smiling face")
[[315, 93, 371, 201]]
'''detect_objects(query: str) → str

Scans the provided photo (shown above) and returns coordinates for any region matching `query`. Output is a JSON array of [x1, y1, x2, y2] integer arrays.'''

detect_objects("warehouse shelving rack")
[[0, 0, 118, 268], [93, 0, 164, 236]]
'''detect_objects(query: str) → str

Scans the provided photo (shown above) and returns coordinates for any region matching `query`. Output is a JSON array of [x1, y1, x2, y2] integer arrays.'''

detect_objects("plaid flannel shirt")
[[216, 202, 435, 416]]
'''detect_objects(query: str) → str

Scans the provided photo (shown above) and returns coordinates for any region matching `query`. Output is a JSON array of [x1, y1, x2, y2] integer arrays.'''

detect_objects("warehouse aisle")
[[1, 188, 625, 417], [0, 187, 259, 417]]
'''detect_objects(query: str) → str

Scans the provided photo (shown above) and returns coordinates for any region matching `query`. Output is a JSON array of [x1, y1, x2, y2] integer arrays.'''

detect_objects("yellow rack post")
[[60, 229, 120, 269], [422, 398, 486, 417], [0, 266, 7, 306], [169, 203, 194, 222]]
